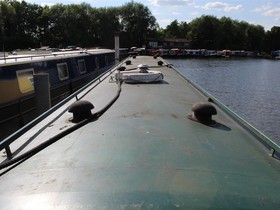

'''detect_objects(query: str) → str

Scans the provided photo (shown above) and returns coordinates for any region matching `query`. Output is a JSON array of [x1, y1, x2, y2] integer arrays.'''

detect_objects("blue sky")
[[26, 0, 280, 31]]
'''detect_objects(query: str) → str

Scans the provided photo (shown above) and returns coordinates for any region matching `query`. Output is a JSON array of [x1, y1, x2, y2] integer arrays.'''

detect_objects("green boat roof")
[[0, 56, 279, 209]]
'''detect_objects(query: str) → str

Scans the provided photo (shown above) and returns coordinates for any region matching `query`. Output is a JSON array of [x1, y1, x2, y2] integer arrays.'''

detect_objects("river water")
[[167, 58, 280, 145]]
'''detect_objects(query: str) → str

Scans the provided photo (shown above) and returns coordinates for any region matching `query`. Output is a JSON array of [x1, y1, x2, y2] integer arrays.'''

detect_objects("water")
[[167, 58, 280, 145]]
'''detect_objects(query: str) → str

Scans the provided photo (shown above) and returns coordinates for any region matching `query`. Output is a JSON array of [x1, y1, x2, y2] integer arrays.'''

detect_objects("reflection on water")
[[168, 58, 280, 145]]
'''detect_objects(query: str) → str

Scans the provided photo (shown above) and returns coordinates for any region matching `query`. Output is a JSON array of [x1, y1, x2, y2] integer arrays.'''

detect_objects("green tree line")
[[0, 0, 279, 52], [163, 17, 280, 52], [0, 0, 158, 50]]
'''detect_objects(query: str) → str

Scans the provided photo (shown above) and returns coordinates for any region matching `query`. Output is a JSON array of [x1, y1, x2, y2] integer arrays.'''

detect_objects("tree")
[[219, 17, 237, 49], [10, 0, 43, 49], [188, 15, 221, 49], [0, 0, 16, 50], [164, 20, 190, 38], [41, 4, 67, 47], [119, 1, 158, 47], [265, 26, 280, 52], [180, 21, 190, 38], [61, 3, 92, 47], [234, 21, 250, 50], [165, 20, 180, 38], [92, 7, 121, 48], [247, 25, 265, 51]]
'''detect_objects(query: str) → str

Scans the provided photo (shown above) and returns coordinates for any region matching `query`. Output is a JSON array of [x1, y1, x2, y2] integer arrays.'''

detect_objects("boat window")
[[95, 57, 99, 70], [57, 63, 69, 80], [16, 69, 34, 93], [78, 59, 86, 74]]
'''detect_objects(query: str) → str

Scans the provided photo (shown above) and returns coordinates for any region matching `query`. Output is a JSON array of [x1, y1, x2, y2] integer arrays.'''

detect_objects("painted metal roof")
[[0, 56, 279, 209], [0, 49, 114, 65]]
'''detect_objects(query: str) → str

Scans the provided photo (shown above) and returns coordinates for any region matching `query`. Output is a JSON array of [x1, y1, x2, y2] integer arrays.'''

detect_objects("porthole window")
[[16, 69, 34, 93], [78, 60, 86, 74], [95, 57, 99, 70], [57, 63, 69, 80]]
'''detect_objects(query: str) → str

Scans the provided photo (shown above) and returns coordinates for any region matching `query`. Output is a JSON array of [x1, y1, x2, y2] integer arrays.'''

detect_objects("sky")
[[25, 0, 280, 31]]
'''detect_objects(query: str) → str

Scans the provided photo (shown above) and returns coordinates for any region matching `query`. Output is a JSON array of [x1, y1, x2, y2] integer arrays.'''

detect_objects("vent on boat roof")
[[68, 100, 94, 123], [138, 64, 149, 73], [188, 102, 217, 125]]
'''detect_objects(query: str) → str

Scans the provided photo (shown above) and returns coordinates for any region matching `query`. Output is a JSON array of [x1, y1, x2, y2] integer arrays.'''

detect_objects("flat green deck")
[[0, 56, 279, 209]]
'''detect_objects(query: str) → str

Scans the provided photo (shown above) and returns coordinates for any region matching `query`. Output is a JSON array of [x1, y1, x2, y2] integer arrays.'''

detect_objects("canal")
[[167, 58, 280, 145]]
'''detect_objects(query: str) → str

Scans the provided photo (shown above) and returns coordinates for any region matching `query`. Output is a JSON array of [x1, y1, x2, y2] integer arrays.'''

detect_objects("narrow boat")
[[0, 49, 115, 141], [0, 55, 279, 209]]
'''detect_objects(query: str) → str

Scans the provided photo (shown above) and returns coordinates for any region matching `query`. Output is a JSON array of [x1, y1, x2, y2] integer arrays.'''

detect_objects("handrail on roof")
[[0, 50, 115, 64], [0, 51, 89, 63]]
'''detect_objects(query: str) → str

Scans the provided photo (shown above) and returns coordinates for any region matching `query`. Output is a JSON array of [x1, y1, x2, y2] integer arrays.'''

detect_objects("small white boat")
[[116, 64, 164, 83]]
